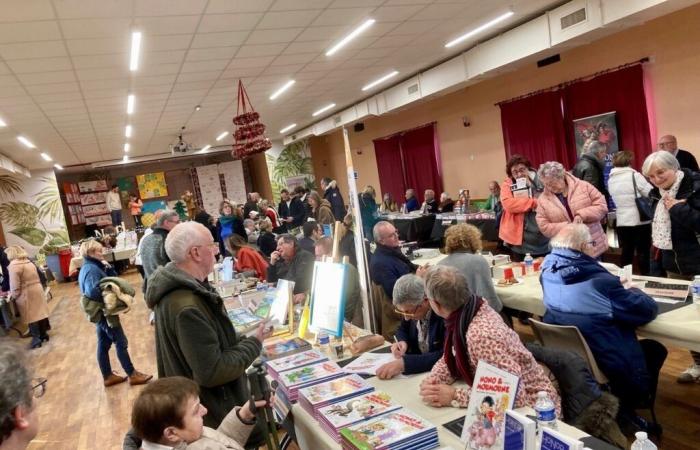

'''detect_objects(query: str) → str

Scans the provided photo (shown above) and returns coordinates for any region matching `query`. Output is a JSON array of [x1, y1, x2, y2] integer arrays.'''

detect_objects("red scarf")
[[443, 296, 483, 387]]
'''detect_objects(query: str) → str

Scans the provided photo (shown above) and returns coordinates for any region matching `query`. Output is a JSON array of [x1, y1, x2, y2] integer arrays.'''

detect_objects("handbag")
[[632, 173, 654, 221]]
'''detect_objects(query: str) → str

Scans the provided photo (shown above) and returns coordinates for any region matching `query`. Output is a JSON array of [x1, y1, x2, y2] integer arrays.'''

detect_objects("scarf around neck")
[[652, 170, 684, 250], [443, 295, 484, 386], [219, 214, 236, 226]]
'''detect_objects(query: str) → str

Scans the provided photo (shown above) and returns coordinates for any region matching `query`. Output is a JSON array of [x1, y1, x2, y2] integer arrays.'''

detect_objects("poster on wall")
[[141, 200, 168, 227], [78, 180, 108, 193], [265, 139, 315, 204], [573, 111, 619, 157], [137, 172, 169, 199]]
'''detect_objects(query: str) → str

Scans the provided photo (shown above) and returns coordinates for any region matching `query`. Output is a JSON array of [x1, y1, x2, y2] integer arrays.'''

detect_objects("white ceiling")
[[0, 0, 563, 169]]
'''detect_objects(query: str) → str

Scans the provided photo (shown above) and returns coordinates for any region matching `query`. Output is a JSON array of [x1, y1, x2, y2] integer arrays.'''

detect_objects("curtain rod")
[[372, 121, 436, 142], [495, 57, 650, 107]]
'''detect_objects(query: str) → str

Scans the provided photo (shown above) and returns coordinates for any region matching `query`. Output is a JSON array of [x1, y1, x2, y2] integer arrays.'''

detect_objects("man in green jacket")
[[145, 221, 271, 447]]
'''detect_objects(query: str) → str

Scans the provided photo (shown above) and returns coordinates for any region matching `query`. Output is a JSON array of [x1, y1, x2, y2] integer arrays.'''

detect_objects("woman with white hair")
[[418, 266, 560, 413], [642, 150, 700, 383], [535, 161, 608, 258]]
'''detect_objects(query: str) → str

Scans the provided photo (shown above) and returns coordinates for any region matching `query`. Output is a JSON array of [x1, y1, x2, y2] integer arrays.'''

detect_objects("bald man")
[[658, 134, 699, 171]]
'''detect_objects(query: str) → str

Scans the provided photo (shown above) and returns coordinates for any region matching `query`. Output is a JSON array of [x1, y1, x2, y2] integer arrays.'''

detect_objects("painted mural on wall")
[[0, 170, 69, 259], [265, 139, 315, 204]]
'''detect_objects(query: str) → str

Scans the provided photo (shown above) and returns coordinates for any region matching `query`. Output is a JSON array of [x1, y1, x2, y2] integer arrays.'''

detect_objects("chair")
[[370, 282, 401, 341], [529, 319, 609, 385]]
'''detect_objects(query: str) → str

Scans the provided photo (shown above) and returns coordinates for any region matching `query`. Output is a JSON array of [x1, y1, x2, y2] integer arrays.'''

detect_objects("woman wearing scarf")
[[217, 201, 246, 256], [642, 151, 700, 383], [419, 266, 560, 413]]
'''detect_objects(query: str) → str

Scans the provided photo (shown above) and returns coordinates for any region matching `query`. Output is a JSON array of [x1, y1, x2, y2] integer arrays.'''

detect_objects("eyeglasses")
[[32, 377, 47, 398], [658, 141, 676, 147], [193, 242, 219, 253], [394, 303, 422, 318]]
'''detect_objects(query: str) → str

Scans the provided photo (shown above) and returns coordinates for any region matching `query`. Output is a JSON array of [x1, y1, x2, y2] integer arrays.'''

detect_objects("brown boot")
[[128, 370, 153, 385], [104, 372, 128, 387]]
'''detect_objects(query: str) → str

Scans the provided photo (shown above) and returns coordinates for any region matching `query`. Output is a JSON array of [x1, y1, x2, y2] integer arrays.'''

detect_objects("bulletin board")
[[136, 172, 168, 199]]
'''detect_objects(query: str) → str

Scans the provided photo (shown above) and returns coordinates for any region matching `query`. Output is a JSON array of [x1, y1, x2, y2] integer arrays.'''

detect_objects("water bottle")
[[534, 391, 557, 431], [630, 431, 657, 450], [692, 275, 700, 305], [524, 253, 534, 275], [318, 332, 331, 357]]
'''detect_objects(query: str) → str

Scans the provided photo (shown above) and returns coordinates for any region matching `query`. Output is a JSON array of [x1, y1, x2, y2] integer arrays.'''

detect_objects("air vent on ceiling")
[[407, 83, 419, 95], [333, 115, 342, 125], [560, 7, 586, 29]]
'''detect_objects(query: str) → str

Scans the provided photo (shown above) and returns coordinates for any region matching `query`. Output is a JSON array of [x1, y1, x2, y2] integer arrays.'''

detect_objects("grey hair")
[[642, 150, 680, 176], [372, 220, 392, 243], [157, 210, 179, 227], [582, 140, 606, 155], [0, 340, 32, 442], [424, 265, 471, 312], [164, 222, 210, 264], [406, 188, 415, 196], [277, 233, 299, 251], [550, 223, 591, 250], [392, 274, 426, 307], [243, 218, 255, 228], [537, 161, 566, 180]]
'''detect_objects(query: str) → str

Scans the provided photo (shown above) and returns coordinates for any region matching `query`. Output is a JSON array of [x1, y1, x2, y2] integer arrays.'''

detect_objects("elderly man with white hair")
[[541, 223, 666, 433], [404, 188, 420, 212], [422, 189, 437, 214], [145, 221, 269, 445], [572, 140, 609, 199], [376, 274, 446, 380]]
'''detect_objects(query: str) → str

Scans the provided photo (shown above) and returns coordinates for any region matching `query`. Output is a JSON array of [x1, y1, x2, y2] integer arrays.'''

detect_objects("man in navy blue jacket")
[[278, 188, 306, 231], [541, 224, 666, 429], [370, 221, 419, 298], [376, 274, 445, 379]]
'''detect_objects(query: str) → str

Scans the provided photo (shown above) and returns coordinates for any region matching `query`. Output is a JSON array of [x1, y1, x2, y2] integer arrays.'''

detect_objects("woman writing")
[[7, 246, 49, 349], [225, 234, 269, 280]]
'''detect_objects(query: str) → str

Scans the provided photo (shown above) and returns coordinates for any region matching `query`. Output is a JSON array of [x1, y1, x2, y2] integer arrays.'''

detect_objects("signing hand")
[[270, 251, 281, 265], [376, 358, 404, 380], [663, 195, 685, 210], [254, 322, 273, 343], [419, 383, 456, 408], [391, 341, 408, 358]]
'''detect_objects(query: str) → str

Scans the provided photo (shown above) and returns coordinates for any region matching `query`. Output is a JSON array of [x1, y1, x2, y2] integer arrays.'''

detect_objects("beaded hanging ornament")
[[231, 80, 271, 159]]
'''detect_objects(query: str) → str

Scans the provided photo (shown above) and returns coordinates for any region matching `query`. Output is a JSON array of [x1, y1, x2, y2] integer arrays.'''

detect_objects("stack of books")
[[227, 307, 263, 335], [340, 409, 438, 450], [265, 349, 327, 381], [277, 360, 345, 402], [298, 374, 374, 420], [318, 391, 402, 442], [263, 337, 312, 360]]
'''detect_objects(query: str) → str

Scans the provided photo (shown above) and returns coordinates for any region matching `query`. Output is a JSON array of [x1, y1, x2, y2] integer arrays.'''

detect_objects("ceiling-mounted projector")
[[170, 132, 193, 154]]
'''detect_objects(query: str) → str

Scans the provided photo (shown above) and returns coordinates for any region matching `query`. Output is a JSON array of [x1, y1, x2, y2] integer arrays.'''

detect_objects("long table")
[[413, 253, 700, 352], [383, 214, 436, 243], [68, 246, 137, 276], [291, 363, 588, 450]]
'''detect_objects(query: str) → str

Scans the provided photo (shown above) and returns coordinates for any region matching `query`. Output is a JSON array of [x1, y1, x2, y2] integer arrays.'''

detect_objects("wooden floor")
[[10, 270, 700, 450]]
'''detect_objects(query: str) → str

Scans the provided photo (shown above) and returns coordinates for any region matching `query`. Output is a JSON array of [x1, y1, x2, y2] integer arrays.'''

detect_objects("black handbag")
[[632, 173, 654, 221]]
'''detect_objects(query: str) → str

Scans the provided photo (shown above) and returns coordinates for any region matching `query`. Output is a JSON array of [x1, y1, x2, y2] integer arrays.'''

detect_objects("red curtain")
[[401, 123, 443, 203], [373, 134, 405, 204], [499, 91, 572, 169], [563, 65, 652, 165]]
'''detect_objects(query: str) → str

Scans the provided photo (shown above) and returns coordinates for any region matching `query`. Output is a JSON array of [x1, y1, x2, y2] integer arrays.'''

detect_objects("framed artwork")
[[136, 172, 168, 199], [573, 111, 619, 157], [78, 180, 108, 193]]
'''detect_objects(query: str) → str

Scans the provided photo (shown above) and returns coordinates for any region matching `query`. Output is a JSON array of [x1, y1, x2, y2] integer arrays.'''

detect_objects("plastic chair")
[[529, 319, 609, 385]]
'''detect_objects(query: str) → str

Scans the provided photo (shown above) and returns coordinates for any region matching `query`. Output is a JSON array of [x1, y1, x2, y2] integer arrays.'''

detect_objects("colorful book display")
[[298, 374, 374, 420], [318, 391, 402, 442], [265, 349, 327, 381], [461, 361, 519, 449], [503, 409, 536, 450], [263, 337, 312, 361], [340, 408, 439, 450], [227, 307, 262, 335], [277, 360, 345, 401]]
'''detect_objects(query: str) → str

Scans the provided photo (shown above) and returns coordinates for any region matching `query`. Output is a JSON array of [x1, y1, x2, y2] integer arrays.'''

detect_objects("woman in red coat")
[[225, 234, 269, 280]]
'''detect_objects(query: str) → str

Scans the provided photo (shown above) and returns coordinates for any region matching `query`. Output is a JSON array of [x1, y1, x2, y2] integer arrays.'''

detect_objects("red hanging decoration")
[[231, 80, 272, 159]]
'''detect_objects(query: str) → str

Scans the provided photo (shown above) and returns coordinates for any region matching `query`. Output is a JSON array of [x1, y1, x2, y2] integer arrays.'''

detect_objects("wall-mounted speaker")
[[354, 122, 365, 132]]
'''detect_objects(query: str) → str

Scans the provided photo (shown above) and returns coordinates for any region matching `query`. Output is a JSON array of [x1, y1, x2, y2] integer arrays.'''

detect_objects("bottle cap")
[[635, 431, 647, 440], [319, 334, 330, 345]]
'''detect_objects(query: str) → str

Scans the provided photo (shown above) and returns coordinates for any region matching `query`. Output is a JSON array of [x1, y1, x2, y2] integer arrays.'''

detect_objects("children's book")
[[263, 337, 312, 360], [340, 408, 438, 450], [503, 409, 536, 450], [343, 352, 396, 376], [226, 307, 262, 335], [460, 361, 520, 449], [318, 391, 402, 442], [539, 427, 584, 450], [298, 374, 374, 419], [265, 349, 327, 380], [278, 360, 345, 401]]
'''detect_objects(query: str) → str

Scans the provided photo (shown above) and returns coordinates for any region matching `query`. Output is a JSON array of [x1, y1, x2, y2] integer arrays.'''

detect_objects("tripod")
[[246, 359, 281, 450]]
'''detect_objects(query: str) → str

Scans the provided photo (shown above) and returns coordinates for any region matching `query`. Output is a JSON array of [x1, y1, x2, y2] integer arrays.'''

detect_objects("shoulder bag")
[[632, 172, 654, 221]]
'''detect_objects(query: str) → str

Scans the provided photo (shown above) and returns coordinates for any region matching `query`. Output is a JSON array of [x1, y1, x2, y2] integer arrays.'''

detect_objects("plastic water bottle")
[[631, 432, 657, 450], [524, 253, 534, 275], [534, 391, 557, 431], [318, 333, 331, 357], [692, 275, 700, 305]]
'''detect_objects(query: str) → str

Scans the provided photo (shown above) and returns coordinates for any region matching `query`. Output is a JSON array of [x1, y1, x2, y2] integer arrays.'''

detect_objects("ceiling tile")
[[176, 71, 221, 83], [66, 38, 127, 56], [79, 78, 129, 91], [271, 0, 332, 9], [6, 57, 73, 73], [144, 50, 188, 65], [373, 5, 426, 22], [295, 26, 340, 42], [329, 0, 383, 7], [134, 0, 208, 16], [54, 0, 133, 19], [311, 8, 374, 27], [0, 41, 67, 59], [245, 28, 303, 45], [198, 13, 263, 33], [18, 70, 76, 85], [146, 34, 193, 52], [411, 3, 466, 20], [75, 67, 129, 81], [180, 59, 229, 73], [136, 16, 202, 36], [185, 47, 238, 61], [191, 31, 250, 48], [257, 10, 320, 29], [205, 0, 275, 14], [233, 43, 285, 58], [71, 53, 126, 69], [227, 56, 276, 69], [0, 21, 62, 43], [271, 53, 317, 66], [60, 18, 131, 39], [0, 0, 55, 22], [388, 19, 441, 35], [261, 64, 305, 75]]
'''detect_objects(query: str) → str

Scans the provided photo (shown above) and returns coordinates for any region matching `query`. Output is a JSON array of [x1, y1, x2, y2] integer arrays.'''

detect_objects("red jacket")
[[235, 247, 269, 280], [498, 178, 538, 246]]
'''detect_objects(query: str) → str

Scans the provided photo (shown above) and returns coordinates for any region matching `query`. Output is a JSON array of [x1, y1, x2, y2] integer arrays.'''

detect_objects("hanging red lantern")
[[231, 80, 272, 159]]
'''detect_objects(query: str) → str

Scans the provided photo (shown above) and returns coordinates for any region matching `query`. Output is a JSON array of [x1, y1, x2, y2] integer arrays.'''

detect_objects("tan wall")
[[309, 3, 700, 200], [248, 152, 273, 201]]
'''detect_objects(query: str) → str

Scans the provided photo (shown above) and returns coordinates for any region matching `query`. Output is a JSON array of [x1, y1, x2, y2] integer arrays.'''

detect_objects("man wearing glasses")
[[376, 274, 445, 380], [658, 134, 699, 171], [0, 340, 45, 449]]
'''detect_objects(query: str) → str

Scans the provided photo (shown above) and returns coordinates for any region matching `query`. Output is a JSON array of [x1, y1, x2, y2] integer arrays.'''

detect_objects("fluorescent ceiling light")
[[280, 123, 297, 134], [130, 31, 142, 71], [445, 11, 514, 48], [362, 70, 399, 91], [17, 136, 35, 148], [125, 125, 132, 138], [123, 155, 129, 163], [54, 164, 63, 170], [124, 143, 130, 152], [216, 131, 228, 141], [127, 94, 135, 114], [269, 80, 296, 100], [40, 152, 53, 161], [312, 103, 336, 117], [199, 145, 212, 153], [0, 117, 6, 127], [326, 19, 375, 56]]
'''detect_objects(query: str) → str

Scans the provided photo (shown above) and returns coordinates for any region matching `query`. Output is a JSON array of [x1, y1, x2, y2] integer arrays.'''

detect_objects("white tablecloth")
[[413, 253, 700, 352], [292, 373, 588, 449], [69, 246, 137, 274]]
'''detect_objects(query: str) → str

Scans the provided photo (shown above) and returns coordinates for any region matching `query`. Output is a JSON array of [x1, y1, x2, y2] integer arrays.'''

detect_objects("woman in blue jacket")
[[216, 201, 246, 256]]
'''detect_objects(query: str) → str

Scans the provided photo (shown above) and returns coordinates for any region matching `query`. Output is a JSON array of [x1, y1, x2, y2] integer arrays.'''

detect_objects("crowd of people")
[[1, 134, 698, 450]]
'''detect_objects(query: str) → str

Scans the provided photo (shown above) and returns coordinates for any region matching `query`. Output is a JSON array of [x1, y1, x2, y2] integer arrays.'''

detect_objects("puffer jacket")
[[608, 167, 653, 227], [498, 171, 542, 246], [648, 168, 700, 275], [536, 173, 608, 257]]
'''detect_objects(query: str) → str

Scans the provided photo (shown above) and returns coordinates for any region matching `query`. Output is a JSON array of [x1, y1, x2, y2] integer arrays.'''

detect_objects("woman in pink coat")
[[535, 161, 609, 258]]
